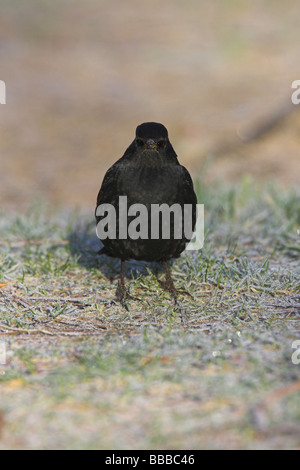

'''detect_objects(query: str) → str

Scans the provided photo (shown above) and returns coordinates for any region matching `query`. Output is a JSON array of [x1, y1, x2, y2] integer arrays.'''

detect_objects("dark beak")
[[145, 139, 158, 150]]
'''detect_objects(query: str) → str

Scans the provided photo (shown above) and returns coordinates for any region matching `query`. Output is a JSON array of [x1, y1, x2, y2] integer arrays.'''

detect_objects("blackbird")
[[95, 122, 197, 306]]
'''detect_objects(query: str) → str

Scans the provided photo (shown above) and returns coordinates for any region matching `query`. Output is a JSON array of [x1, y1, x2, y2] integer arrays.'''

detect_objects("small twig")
[[0, 323, 109, 336], [0, 324, 55, 335], [17, 296, 95, 306], [0, 290, 42, 315], [268, 304, 300, 309]]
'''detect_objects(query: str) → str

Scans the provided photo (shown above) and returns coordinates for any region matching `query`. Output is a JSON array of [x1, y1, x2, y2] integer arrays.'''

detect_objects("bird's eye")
[[158, 140, 166, 148], [136, 138, 144, 147]]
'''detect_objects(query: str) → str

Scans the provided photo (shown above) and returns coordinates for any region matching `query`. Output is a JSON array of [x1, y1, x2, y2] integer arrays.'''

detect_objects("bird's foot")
[[161, 277, 194, 302], [177, 288, 194, 300], [115, 281, 129, 310], [164, 278, 179, 305], [164, 287, 187, 324], [163, 269, 188, 324], [115, 282, 141, 310]]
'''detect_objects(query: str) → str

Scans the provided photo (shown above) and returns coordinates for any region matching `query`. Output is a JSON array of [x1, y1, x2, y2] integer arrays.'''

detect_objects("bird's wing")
[[95, 164, 121, 217], [178, 165, 197, 204]]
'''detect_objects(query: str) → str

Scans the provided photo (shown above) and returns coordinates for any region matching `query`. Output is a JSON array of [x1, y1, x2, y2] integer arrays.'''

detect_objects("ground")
[[0, 0, 299, 450], [0, 182, 299, 449]]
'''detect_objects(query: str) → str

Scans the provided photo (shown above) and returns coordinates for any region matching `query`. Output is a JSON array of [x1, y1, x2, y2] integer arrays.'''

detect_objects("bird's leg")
[[163, 260, 188, 323], [116, 259, 127, 307], [163, 260, 178, 304], [115, 260, 141, 309]]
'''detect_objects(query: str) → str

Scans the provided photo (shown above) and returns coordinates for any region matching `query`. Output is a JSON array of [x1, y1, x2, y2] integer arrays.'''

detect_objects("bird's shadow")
[[67, 218, 167, 284]]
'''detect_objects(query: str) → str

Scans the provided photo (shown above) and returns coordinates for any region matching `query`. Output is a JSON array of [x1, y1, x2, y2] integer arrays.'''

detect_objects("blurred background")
[[0, 0, 299, 211]]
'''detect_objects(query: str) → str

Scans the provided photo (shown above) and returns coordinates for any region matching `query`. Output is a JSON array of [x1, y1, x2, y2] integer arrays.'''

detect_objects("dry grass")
[[0, 180, 299, 449]]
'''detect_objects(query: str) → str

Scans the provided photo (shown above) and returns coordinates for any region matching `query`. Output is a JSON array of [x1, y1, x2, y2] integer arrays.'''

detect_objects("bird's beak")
[[145, 139, 158, 150]]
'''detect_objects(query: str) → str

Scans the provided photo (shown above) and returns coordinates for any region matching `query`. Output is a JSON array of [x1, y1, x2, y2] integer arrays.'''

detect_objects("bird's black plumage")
[[95, 122, 197, 305]]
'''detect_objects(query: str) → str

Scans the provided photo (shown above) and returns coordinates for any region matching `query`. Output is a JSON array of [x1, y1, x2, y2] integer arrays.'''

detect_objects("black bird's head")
[[135, 122, 169, 152]]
